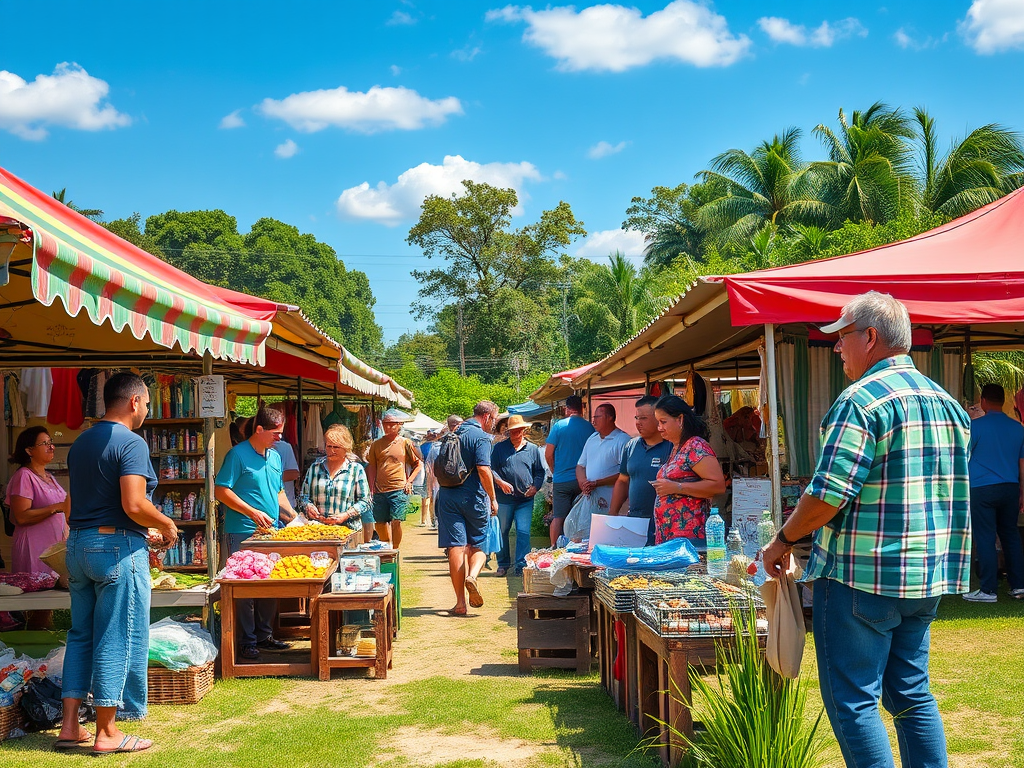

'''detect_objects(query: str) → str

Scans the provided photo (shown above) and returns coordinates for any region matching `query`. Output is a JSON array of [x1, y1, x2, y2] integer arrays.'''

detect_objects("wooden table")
[[217, 562, 336, 679], [594, 596, 639, 724], [0, 585, 218, 612], [312, 588, 394, 680]]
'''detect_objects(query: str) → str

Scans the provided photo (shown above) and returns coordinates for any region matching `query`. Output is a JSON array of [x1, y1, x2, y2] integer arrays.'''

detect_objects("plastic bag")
[[564, 494, 600, 543], [590, 537, 700, 571], [20, 677, 63, 731], [43, 646, 65, 681], [148, 618, 218, 671], [483, 515, 501, 555], [549, 553, 576, 597]]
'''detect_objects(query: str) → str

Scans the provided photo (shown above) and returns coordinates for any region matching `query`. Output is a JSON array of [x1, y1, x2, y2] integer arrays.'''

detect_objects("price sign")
[[197, 375, 225, 418]]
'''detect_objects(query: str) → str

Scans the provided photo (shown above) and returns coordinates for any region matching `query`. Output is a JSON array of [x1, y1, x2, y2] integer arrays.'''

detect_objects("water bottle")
[[706, 507, 726, 578], [726, 527, 744, 562], [754, 509, 777, 586], [556, 534, 568, 549]]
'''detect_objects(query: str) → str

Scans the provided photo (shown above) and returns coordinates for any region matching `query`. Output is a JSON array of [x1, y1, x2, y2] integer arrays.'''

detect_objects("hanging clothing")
[[48, 368, 85, 429], [19, 368, 52, 419], [6, 371, 26, 427], [304, 404, 326, 453]]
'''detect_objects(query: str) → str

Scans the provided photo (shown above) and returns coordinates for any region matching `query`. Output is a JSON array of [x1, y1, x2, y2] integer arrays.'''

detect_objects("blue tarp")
[[507, 400, 552, 419]]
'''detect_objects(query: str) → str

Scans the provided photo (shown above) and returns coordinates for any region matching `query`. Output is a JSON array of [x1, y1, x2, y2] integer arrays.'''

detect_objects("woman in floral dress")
[[649, 395, 726, 545]]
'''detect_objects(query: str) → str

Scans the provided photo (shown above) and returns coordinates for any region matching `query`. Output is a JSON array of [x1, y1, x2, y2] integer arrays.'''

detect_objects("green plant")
[[667, 603, 826, 768]]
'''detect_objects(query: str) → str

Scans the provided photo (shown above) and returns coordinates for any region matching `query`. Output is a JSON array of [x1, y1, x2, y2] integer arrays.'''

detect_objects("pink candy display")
[[221, 550, 274, 580], [0, 572, 59, 592]]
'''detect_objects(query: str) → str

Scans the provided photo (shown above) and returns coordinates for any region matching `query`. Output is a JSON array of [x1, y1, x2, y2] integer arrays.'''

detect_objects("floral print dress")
[[653, 436, 716, 544]]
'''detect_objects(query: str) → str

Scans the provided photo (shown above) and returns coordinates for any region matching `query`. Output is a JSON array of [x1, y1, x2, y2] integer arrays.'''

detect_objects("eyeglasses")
[[835, 327, 868, 346], [33, 440, 55, 448], [325, 445, 346, 452]]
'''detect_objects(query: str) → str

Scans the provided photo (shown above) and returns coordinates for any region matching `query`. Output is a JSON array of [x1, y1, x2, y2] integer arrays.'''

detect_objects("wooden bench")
[[311, 588, 394, 680]]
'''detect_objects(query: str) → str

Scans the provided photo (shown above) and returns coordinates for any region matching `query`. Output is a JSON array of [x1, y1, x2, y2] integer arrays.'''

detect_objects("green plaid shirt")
[[804, 355, 972, 598], [300, 457, 371, 529]]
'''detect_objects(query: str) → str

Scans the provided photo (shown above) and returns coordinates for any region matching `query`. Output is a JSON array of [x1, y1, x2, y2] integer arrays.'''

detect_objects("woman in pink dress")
[[649, 395, 726, 546], [5, 426, 69, 575]]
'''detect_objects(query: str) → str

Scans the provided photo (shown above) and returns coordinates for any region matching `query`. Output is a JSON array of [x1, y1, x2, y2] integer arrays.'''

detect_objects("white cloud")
[[588, 140, 628, 159], [390, 64, 402, 76], [0, 62, 130, 140], [893, 26, 947, 50], [758, 16, 866, 47], [552, 170, 568, 180], [960, 0, 1024, 53], [336, 155, 541, 226], [489, 1, 750, 71], [274, 139, 299, 158], [258, 85, 462, 134], [574, 229, 647, 260], [452, 44, 482, 61], [219, 109, 245, 129], [894, 27, 914, 48], [387, 10, 416, 25]]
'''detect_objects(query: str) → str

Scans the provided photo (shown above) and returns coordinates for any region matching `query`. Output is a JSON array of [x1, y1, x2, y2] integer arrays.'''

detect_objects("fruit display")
[[525, 548, 567, 570], [253, 524, 354, 541], [220, 550, 274, 580], [270, 555, 331, 580], [608, 574, 675, 591]]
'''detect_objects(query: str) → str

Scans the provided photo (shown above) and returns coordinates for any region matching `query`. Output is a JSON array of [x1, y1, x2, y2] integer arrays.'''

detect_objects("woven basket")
[[522, 567, 558, 596], [0, 694, 24, 743], [147, 661, 214, 705]]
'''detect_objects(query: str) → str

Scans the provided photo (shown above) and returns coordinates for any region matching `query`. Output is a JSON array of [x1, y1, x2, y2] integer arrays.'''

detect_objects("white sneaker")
[[962, 589, 997, 603], [1009, 588, 1024, 600]]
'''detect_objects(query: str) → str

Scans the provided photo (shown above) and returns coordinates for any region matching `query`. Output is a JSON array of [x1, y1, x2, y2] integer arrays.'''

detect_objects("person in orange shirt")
[[366, 409, 422, 549]]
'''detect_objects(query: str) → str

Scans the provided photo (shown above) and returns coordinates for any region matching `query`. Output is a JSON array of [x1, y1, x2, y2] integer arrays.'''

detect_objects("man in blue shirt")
[[436, 401, 499, 614], [965, 383, 1024, 602], [609, 396, 673, 546], [215, 406, 298, 658], [544, 394, 595, 545], [491, 415, 546, 575]]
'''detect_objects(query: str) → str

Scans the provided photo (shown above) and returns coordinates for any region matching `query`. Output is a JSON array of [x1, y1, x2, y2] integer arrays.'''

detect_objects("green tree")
[[913, 108, 1024, 218], [812, 102, 916, 225], [101, 213, 165, 257], [622, 183, 714, 268], [381, 332, 450, 377], [696, 128, 825, 247], [585, 251, 664, 343], [52, 188, 104, 221]]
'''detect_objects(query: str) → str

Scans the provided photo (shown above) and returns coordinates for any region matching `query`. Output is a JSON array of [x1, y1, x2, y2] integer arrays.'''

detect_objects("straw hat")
[[506, 414, 529, 431]]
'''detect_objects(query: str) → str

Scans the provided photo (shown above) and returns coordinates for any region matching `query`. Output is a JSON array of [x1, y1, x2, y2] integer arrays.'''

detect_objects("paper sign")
[[197, 375, 225, 418], [731, 477, 772, 559], [588, 514, 649, 549]]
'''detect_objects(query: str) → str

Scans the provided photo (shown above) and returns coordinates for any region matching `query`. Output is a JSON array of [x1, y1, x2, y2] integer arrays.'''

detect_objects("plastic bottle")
[[726, 527, 744, 562], [753, 509, 777, 586], [706, 507, 727, 578]]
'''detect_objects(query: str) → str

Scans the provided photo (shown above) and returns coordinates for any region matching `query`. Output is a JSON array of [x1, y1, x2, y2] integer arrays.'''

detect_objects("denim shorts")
[[372, 489, 410, 523]]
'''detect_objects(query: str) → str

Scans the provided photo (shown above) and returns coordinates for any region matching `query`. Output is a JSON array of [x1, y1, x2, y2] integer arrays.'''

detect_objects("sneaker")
[[962, 589, 997, 603], [256, 636, 291, 650], [240, 644, 260, 660], [1010, 588, 1024, 600]]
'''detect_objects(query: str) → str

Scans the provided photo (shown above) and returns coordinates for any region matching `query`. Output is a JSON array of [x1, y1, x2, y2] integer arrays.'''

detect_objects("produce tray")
[[216, 559, 337, 585], [593, 570, 690, 613], [148, 661, 215, 705], [633, 578, 767, 638]]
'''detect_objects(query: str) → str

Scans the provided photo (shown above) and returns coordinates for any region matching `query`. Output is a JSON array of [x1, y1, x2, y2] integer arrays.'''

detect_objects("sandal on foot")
[[92, 735, 153, 755], [465, 577, 484, 608], [449, 605, 468, 616], [54, 734, 92, 751]]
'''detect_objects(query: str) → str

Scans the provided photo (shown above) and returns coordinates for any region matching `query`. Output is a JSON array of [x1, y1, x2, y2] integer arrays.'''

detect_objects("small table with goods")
[[217, 551, 337, 679], [312, 587, 395, 680]]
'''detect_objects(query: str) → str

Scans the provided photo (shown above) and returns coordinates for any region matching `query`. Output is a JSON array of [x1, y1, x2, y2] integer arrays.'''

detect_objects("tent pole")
[[296, 376, 305, 466], [764, 324, 783, 525], [202, 352, 218, 626]]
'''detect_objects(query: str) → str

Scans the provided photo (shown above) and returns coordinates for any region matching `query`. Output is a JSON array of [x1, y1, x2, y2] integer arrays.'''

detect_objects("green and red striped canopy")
[[0, 165, 274, 365]]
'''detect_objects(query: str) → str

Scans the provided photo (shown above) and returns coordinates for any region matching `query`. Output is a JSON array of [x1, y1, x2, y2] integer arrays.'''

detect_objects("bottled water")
[[726, 527, 744, 561], [706, 507, 727, 578], [754, 509, 776, 586]]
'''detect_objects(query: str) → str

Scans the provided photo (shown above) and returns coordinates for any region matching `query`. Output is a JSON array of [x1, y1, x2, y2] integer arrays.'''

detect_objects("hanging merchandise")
[[5, 371, 26, 427], [47, 368, 85, 429], [305, 404, 325, 452], [19, 368, 52, 418]]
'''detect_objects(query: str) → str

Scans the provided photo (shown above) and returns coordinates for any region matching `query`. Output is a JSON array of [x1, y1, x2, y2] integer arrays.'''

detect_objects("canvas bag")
[[759, 562, 806, 679]]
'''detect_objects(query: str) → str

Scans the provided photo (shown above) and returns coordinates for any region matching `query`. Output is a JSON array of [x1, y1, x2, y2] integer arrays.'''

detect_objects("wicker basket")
[[0, 694, 24, 743], [147, 661, 214, 705], [522, 567, 558, 596]]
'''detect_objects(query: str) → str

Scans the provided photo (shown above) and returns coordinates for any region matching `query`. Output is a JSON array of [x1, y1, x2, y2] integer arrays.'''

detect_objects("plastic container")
[[726, 527, 744, 561], [706, 507, 727, 578]]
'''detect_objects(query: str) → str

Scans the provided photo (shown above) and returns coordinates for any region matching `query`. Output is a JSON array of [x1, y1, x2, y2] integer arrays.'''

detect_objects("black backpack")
[[434, 429, 470, 487]]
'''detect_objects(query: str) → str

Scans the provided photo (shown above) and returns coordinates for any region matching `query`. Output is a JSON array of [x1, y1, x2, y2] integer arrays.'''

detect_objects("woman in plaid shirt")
[[299, 425, 371, 529]]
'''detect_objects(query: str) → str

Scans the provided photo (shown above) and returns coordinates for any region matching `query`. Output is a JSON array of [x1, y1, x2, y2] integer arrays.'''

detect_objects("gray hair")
[[473, 400, 499, 418], [841, 291, 912, 353], [446, 414, 464, 430]]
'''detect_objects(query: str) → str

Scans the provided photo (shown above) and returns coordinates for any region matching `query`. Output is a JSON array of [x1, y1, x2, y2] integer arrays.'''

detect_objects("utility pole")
[[556, 282, 571, 367], [457, 302, 466, 377]]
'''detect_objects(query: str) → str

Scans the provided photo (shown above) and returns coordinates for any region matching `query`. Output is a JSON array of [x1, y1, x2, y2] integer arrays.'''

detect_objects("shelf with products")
[[157, 479, 206, 486]]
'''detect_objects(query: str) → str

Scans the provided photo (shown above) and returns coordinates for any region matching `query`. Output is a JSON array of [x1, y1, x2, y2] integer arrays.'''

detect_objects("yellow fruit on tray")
[[269, 555, 333, 580], [261, 524, 353, 542]]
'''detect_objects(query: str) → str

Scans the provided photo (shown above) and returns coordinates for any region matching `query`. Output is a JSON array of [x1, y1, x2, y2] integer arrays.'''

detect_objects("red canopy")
[[713, 187, 1024, 327]]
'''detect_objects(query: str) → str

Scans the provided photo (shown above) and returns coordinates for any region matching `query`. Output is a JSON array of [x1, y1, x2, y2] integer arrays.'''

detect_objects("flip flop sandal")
[[465, 577, 484, 608], [92, 734, 153, 756], [449, 606, 468, 616], [54, 735, 92, 751]]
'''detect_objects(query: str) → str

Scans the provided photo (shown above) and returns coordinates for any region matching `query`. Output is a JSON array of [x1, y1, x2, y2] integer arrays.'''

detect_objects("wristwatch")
[[776, 528, 798, 547]]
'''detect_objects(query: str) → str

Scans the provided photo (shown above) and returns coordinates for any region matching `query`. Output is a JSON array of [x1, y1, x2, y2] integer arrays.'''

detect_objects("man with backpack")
[[434, 401, 499, 615]]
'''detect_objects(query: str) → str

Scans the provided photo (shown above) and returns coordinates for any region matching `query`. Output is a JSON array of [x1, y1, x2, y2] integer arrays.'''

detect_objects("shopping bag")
[[759, 561, 806, 679], [483, 515, 501, 555], [563, 494, 600, 543], [590, 537, 699, 571]]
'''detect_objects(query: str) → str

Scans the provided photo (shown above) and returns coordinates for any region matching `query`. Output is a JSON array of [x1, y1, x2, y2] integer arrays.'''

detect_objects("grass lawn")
[[1, 526, 1020, 767]]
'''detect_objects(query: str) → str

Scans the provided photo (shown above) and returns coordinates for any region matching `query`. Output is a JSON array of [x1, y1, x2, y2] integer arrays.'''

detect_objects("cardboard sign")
[[197, 375, 225, 418], [588, 514, 649, 549]]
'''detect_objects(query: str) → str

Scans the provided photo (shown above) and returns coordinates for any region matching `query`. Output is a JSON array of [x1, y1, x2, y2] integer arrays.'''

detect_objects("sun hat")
[[506, 414, 529, 431], [382, 408, 411, 423]]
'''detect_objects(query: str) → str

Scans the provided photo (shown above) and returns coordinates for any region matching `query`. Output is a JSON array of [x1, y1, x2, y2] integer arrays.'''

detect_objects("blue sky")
[[2, 0, 1022, 344]]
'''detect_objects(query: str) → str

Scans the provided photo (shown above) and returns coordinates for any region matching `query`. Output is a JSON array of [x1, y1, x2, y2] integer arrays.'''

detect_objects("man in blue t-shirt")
[[436, 401, 499, 614], [964, 383, 1024, 602], [60, 372, 178, 755], [609, 396, 673, 546], [215, 406, 298, 658], [544, 394, 595, 545]]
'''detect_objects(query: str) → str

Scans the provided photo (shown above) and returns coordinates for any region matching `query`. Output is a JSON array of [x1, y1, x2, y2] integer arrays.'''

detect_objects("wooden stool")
[[517, 593, 591, 673], [312, 588, 394, 680]]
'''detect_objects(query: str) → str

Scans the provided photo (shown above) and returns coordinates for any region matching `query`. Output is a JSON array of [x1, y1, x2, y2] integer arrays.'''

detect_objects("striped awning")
[[0, 165, 273, 365]]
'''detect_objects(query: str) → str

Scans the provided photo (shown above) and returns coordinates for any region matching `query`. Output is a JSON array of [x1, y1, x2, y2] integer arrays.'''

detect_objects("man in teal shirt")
[[215, 406, 297, 659]]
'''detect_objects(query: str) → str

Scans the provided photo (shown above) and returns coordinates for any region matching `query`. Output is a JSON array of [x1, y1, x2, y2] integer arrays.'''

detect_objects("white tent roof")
[[404, 411, 444, 434]]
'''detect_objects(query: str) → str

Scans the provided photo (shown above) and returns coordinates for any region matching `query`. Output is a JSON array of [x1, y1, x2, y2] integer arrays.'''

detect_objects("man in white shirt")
[[576, 404, 630, 514], [272, 439, 300, 508]]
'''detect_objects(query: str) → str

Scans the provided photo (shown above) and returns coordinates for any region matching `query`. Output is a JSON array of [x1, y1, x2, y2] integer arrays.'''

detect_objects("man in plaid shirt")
[[764, 292, 971, 768]]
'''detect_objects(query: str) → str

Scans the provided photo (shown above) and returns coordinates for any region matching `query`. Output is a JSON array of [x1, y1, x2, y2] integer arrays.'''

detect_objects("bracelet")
[[776, 528, 797, 547]]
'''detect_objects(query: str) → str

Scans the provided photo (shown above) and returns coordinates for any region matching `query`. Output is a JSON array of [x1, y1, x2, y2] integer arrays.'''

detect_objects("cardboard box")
[[588, 514, 649, 548]]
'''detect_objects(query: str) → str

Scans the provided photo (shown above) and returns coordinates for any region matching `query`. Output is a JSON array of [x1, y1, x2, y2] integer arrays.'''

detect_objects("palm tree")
[[52, 188, 104, 221], [590, 251, 663, 342], [812, 102, 916, 226], [696, 128, 826, 248], [913, 108, 1024, 218]]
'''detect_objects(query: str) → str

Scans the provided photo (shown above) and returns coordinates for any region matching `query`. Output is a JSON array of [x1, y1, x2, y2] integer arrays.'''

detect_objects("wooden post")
[[203, 352, 218, 591], [764, 324, 783, 526], [296, 376, 305, 465]]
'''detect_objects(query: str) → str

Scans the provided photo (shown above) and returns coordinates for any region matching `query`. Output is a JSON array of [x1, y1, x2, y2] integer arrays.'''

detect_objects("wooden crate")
[[522, 567, 557, 596], [0, 694, 24, 742], [517, 593, 591, 673], [147, 661, 215, 705]]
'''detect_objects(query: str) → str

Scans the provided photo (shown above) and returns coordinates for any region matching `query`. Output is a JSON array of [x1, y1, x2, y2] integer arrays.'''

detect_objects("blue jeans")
[[814, 578, 947, 768], [62, 528, 150, 720], [970, 483, 1024, 594], [226, 533, 277, 646], [497, 499, 534, 570]]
